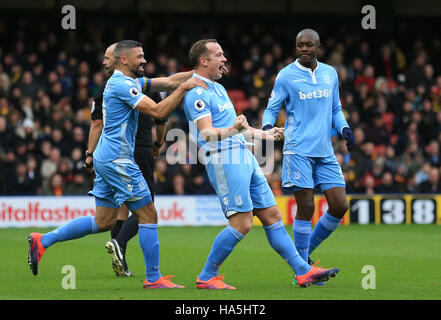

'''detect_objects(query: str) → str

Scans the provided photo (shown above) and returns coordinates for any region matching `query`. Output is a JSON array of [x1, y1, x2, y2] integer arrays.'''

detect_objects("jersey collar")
[[294, 59, 319, 73], [193, 73, 215, 86]]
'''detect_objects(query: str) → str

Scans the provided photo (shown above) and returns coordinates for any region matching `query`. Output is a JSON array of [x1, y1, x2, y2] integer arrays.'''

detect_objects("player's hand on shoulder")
[[181, 77, 208, 91]]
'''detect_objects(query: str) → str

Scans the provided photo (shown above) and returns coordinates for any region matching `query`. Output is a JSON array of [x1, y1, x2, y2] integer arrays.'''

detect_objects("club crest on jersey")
[[130, 87, 139, 97], [194, 99, 206, 112], [234, 195, 243, 207], [324, 74, 331, 84], [293, 170, 301, 180]]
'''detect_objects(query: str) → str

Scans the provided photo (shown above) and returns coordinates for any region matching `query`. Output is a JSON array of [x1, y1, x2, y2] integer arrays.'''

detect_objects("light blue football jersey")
[[94, 70, 146, 161], [262, 59, 348, 158], [183, 73, 249, 154]]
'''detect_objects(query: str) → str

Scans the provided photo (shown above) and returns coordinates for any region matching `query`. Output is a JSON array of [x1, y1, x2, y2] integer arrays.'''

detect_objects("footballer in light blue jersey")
[[184, 73, 249, 155], [183, 39, 339, 289], [262, 59, 348, 158], [184, 72, 275, 215], [262, 29, 354, 269], [90, 69, 151, 207], [27, 41, 204, 289]]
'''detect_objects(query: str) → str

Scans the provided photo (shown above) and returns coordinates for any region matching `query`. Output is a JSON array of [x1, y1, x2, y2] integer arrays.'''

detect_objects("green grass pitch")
[[1, 225, 440, 300]]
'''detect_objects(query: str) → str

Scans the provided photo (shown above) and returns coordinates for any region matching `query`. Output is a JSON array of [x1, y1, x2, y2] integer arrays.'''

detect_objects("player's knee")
[[96, 217, 116, 232], [255, 206, 282, 226], [330, 200, 349, 219], [229, 213, 253, 235], [297, 201, 315, 218]]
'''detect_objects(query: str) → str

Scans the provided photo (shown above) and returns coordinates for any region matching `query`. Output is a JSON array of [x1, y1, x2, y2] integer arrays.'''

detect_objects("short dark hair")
[[114, 40, 142, 59], [189, 39, 217, 67]]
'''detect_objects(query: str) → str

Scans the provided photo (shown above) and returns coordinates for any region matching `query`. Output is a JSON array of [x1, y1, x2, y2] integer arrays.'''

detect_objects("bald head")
[[296, 29, 320, 45], [103, 43, 117, 77], [295, 28, 320, 69]]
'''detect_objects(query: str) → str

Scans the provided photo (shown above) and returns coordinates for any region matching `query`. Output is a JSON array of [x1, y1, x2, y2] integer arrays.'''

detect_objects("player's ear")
[[200, 56, 208, 67]]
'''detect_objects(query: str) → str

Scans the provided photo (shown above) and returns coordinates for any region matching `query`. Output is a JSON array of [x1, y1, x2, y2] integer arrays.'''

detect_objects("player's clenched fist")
[[269, 127, 284, 141], [233, 114, 249, 131]]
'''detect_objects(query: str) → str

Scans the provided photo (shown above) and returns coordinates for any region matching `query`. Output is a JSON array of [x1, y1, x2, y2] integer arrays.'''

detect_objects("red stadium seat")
[[227, 89, 246, 102], [382, 112, 394, 133], [234, 99, 250, 112]]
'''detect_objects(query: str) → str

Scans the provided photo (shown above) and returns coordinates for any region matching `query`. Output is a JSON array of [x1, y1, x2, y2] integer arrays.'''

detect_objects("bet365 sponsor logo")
[[298, 89, 332, 100]]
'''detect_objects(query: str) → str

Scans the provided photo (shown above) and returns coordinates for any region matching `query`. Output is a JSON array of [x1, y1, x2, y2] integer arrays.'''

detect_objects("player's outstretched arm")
[[136, 78, 207, 118], [242, 125, 284, 141], [149, 70, 195, 92], [261, 74, 287, 129], [149, 66, 228, 93], [197, 114, 248, 142]]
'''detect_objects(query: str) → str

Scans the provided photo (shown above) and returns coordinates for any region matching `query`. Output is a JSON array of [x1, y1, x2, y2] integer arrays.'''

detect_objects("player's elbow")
[[91, 120, 103, 130]]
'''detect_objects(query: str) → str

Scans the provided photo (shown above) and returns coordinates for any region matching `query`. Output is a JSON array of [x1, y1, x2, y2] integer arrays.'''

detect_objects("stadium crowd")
[[1, 14, 441, 196]]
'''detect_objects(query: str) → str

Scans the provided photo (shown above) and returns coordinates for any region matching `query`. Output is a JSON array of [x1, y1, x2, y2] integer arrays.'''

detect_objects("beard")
[[133, 64, 146, 77]]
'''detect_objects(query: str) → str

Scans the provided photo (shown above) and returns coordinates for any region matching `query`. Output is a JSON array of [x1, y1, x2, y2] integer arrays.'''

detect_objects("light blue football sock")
[[293, 219, 311, 262], [40, 216, 99, 249], [139, 223, 162, 283], [198, 225, 244, 281], [309, 211, 342, 255], [263, 220, 311, 276]]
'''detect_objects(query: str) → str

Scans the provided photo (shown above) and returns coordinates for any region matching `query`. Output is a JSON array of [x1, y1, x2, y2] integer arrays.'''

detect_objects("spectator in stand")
[[393, 164, 408, 191], [401, 140, 425, 176], [154, 157, 172, 194], [243, 95, 261, 128], [376, 171, 399, 193], [405, 174, 418, 193], [383, 146, 401, 174], [171, 173, 186, 195], [424, 140, 441, 167], [361, 174, 376, 195], [364, 113, 390, 146], [0, 115, 16, 151], [419, 98, 437, 144], [414, 162, 431, 185], [405, 53, 426, 89], [394, 100, 414, 136], [418, 166, 441, 193], [8, 162, 36, 195], [66, 170, 89, 195], [354, 64, 376, 92], [40, 147, 61, 186], [40, 172, 65, 196], [26, 155, 41, 194]]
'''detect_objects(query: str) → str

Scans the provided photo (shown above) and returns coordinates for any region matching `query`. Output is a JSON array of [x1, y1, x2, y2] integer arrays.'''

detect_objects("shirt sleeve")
[[138, 76, 151, 94], [262, 72, 288, 128], [331, 70, 349, 134], [113, 78, 146, 109], [184, 88, 211, 123]]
